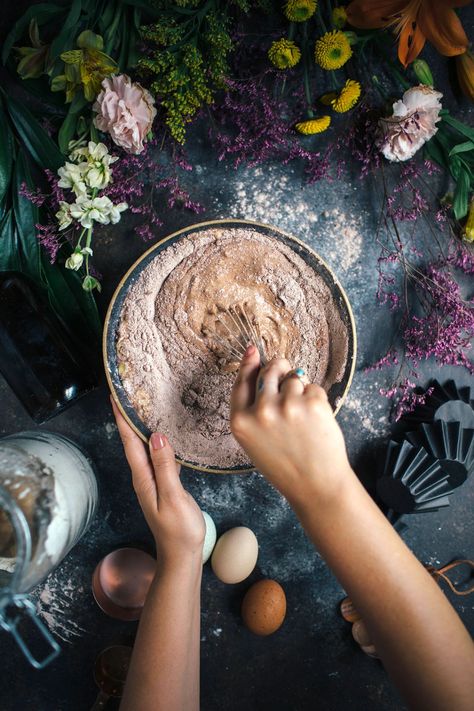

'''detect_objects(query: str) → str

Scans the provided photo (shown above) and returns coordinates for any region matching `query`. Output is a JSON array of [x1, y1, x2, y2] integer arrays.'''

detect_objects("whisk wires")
[[207, 302, 267, 365]]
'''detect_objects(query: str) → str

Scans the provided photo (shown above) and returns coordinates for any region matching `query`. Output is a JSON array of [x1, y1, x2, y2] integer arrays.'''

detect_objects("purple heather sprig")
[[380, 380, 435, 421]]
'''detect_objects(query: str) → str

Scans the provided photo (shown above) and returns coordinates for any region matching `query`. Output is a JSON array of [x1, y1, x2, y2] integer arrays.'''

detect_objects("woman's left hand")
[[111, 397, 206, 566]]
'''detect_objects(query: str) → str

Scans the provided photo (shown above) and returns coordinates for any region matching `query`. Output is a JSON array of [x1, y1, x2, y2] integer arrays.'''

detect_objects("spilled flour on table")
[[339, 375, 391, 440], [219, 166, 364, 276], [30, 559, 88, 643]]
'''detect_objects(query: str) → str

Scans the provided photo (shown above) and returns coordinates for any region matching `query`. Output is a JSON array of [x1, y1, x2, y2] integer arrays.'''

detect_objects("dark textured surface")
[[1, 4, 473, 710]]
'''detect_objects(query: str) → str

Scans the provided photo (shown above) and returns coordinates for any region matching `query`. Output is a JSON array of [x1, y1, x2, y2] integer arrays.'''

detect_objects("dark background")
[[1, 3, 473, 710]]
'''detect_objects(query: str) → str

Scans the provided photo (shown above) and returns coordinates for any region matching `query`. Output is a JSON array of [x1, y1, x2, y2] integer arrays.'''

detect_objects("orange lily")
[[346, 0, 471, 68], [456, 49, 474, 101]]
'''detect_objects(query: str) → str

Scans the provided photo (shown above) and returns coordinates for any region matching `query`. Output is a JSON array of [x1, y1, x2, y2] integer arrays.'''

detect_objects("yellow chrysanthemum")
[[295, 116, 331, 134], [332, 7, 347, 29], [284, 0, 317, 22], [314, 30, 352, 70], [321, 79, 361, 112], [268, 39, 301, 69], [464, 198, 474, 242]]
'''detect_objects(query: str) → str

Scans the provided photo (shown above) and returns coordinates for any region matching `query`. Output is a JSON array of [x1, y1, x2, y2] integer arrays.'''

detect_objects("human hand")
[[230, 346, 354, 507], [111, 398, 206, 566]]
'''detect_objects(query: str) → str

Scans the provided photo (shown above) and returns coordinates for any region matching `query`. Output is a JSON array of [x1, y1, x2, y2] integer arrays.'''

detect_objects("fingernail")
[[244, 344, 256, 358], [150, 432, 166, 450]]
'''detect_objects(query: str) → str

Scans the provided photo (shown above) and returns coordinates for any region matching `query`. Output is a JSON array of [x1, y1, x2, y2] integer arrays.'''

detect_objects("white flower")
[[55, 201, 73, 230], [377, 85, 443, 162], [65, 251, 84, 271], [58, 162, 87, 196], [108, 201, 128, 224], [65, 246, 94, 271], [69, 141, 118, 190], [69, 195, 128, 229]]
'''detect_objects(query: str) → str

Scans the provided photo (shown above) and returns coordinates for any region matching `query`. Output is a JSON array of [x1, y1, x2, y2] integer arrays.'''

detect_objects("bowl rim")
[[103, 218, 357, 474]]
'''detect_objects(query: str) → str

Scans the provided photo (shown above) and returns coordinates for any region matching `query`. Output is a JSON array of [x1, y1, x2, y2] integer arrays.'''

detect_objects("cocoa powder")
[[117, 227, 348, 467]]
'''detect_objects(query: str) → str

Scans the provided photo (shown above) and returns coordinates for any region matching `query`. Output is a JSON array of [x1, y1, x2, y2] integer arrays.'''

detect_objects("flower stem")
[[302, 23, 314, 118], [317, 2, 329, 34], [76, 227, 87, 248], [372, 74, 388, 101], [85, 227, 92, 276]]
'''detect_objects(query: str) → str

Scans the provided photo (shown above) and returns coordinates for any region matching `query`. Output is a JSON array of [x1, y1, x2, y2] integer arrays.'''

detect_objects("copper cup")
[[92, 547, 156, 621]]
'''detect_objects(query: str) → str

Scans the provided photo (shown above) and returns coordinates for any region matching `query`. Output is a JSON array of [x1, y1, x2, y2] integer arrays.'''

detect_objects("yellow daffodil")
[[284, 0, 317, 23], [295, 116, 331, 134], [332, 7, 347, 29], [314, 30, 352, 70], [464, 198, 474, 242], [321, 79, 361, 112], [51, 30, 117, 102], [268, 39, 301, 69]]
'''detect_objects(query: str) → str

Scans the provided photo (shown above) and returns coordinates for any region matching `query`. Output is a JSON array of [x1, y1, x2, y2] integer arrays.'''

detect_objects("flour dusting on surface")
[[30, 560, 88, 643]]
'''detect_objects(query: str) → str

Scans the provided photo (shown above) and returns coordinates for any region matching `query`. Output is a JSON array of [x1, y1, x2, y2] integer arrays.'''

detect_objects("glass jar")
[[0, 431, 98, 668]]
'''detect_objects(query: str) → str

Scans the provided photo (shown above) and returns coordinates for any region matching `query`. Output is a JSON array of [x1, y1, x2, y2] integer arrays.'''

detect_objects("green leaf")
[[441, 114, 474, 144], [4, 92, 64, 170], [58, 93, 88, 153], [453, 169, 470, 220], [12, 147, 41, 281], [450, 155, 461, 180], [49, 0, 83, 62], [40, 251, 102, 343], [0, 102, 14, 204], [424, 136, 448, 171], [0, 209, 20, 272], [2, 3, 61, 64], [449, 141, 474, 158]]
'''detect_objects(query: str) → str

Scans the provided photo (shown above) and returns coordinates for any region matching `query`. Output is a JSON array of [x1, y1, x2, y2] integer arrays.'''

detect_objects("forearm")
[[291, 473, 474, 711], [120, 552, 202, 711]]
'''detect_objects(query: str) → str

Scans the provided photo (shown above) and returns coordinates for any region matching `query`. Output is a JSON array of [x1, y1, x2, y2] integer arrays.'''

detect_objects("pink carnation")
[[93, 74, 157, 155], [376, 85, 443, 162]]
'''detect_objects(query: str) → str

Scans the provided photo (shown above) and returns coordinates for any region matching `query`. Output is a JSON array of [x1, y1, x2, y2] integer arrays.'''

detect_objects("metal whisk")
[[207, 302, 267, 365]]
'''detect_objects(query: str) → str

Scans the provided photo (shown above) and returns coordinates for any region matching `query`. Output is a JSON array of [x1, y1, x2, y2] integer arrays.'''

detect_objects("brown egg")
[[241, 579, 286, 636], [352, 619, 372, 647]]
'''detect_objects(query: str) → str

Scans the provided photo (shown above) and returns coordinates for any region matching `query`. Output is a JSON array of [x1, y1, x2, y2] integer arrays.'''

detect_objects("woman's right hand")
[[230, 345, 355, 507]]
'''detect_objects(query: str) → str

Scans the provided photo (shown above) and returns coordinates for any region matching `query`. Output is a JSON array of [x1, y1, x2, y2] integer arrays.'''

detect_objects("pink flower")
[[93, 74, 157, 155], [376, 85, 443, 162]]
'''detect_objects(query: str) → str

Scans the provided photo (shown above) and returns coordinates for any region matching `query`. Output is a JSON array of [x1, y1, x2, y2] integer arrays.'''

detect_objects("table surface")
[[1, 5, 473, 710]]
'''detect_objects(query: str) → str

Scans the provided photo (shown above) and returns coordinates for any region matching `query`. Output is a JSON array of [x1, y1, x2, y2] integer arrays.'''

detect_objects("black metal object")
[[401, 380, 474, 429], [377, 440, 452, 514], [379, 381, 474, 514], [405, 421, 474, 488]]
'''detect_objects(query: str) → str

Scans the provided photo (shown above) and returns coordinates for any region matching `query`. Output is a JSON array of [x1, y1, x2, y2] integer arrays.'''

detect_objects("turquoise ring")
[[282, 367, 308, 387]]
